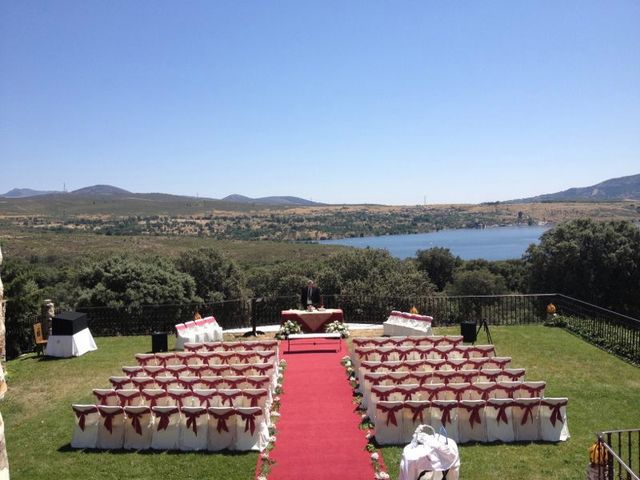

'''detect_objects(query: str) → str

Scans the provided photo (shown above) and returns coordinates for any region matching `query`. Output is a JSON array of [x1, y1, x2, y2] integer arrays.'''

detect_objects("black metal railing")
[[594, 429, 640, 480], [5, 293, 640, 364], [553, 294, 640, 365]]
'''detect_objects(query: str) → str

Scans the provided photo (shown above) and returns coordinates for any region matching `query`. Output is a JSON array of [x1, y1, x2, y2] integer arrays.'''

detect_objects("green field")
[[3, 326, 639, 479]]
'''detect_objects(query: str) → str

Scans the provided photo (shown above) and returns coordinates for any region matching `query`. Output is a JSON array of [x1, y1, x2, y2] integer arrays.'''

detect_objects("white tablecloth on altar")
[[45, 328, 98, 357]]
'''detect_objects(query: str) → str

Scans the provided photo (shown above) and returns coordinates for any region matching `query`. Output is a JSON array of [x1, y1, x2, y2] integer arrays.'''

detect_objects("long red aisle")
[[268, 340, 375, 480]]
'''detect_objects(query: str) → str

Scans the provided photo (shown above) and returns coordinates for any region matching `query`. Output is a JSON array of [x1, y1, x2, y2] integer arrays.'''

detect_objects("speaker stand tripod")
[[475, 319, 493, 345]]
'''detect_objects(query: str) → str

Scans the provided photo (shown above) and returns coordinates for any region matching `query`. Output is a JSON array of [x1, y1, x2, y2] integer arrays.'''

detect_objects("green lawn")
[[3, 335, 257, 480], [379, 326, 640, 480], [3, 326, 639, 480]]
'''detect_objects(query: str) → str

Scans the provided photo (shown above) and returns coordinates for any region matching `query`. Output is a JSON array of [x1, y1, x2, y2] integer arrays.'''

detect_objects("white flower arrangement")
[[275, 320, 302, 339], [325, 320, 349, 338], [375, 472, 390, 479], [257, 476, 268, 480], [370, 452, 379, 461]]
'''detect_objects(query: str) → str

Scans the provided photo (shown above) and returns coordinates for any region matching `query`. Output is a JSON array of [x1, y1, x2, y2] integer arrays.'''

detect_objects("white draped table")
[[46, 328, 98, 357]]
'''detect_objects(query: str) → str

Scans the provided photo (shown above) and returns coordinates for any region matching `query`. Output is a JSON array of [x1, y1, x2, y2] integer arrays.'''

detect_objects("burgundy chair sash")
[[110, 378, 131, 389], [132, 378, 155, 389], [541, 400, 566, 427], [238, 410, 261, 435], [135, 354, 156, 366], [142, 390, 165, 407], [437, 403, 456, 426], [127, 410, 149, 435], [491, 402, 513, 425], [94, 390, 116, 405], [518, 403, 536, 425], [219, 391, 243, 406], [167, 390, 190, 407], [184, 410, 207, 435], [246, 377, 269, 388], [378, 404, 403, 427], [192, 391, 213, 408], [405, 404, 429, 423], [251, 365, 272, 375], [244, 391, 267, 407], [155, 408, 179, 431], [460, 404, 483, 427], [99, 408, 123, 433], [73, 406, 98, 431], [117, 391, 141, 406], [210, 410, 235, 433]]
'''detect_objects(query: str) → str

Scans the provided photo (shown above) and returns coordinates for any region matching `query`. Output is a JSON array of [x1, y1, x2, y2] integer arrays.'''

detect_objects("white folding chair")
[[96, 405, 125, 449], [539, 398, 570, 442], [374, 401, 404, 445], [93, 388, 119, 406], [514, 381, 546, 399], [458, 399, 487, 443], [430, 400, 459, 443], [135, 353, 159, 366], [401, 400, 431, 444], [235, 407, 268, 451], [124, 405, 153, 450], [151, 406, 181, 450], [122, 366, 144, 377], [141, 388, 170, 407], [179, 406, 208, 451], [208, 407, 236, 451], [512, 397, 541, 442], [109, 376, 134, 390], [115, 389, 143, 407], [71, 404, 100, 449], [485, 398, 515, 442]]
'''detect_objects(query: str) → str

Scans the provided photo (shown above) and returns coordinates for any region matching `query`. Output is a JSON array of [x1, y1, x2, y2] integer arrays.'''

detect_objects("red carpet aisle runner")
[[267, 340, 375, 480]]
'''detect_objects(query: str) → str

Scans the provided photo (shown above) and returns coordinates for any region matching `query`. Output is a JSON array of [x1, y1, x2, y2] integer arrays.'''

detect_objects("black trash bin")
[[460, 321, 477, 343], [152, 332, 168, 353]]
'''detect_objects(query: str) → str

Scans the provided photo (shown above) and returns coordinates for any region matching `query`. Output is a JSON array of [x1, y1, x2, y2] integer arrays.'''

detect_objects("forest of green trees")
[[2, 218, 639, 356]]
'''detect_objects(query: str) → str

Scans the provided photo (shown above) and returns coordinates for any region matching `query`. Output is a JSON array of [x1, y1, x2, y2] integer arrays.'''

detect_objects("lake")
[[319, 225, 550, 260]]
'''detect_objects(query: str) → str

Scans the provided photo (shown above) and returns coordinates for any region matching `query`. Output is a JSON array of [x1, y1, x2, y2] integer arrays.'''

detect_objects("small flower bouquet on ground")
[[325, 320, 349, 338], [275, 320, 302, 339]]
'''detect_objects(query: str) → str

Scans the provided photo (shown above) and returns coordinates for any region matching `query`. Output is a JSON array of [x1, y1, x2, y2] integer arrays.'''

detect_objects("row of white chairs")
[[93, 387, 271, 410], [366, 381, 546, 419], [136, 351, 277, 367], [362, 368, 525, 389], [352, 345, 497, 364], [353, 335, 463, 348], [176, 318, 223, 350], [71, 404, 268, 451], [357, 358, 512, 389], [373, 397, 569, 445], [184, 340, 279, 352], [383, 312, 433, 337], [108, 375, 273, 392], [119, 362, 277, 380]]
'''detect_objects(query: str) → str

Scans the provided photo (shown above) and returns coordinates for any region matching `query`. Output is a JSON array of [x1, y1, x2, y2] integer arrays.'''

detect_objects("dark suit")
[[301, 286, 322, 307]]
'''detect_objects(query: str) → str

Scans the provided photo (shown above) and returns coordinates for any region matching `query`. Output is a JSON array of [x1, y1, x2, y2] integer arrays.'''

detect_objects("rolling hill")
[[511, 173, 640, 203]]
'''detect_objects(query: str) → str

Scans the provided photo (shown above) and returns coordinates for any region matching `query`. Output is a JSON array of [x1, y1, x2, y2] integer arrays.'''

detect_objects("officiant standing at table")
[[301, 280, 322, 309]]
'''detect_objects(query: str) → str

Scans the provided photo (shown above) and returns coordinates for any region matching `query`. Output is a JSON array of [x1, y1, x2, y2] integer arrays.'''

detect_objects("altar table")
[[280, 309, 344, 333]]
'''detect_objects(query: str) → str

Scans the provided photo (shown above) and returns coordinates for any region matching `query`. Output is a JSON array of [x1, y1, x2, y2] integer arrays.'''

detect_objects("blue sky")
[[1, 1, 639, 204]]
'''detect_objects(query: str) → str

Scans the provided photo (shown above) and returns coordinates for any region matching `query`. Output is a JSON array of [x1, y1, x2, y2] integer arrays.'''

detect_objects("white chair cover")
[[512, 397, 541, 442], [235, 407, 268, 451], [71, 404, 100, 449], [179, 406, 208, 451], [430, 400, 459, 443], [116, 389, 143, 407], [151, 406, 181, 450], [458, 400, 487, 443], [375, 401, 404, 445], [92, 388, 119, 406], [96, 405, 125, 449], [208, 407, 237, 451], [485, 398, 515, 442], [124, 406, 153, 450], [141, 388, 170, 407], [539, 398, 570, 442], [402, 401, 431, 444]]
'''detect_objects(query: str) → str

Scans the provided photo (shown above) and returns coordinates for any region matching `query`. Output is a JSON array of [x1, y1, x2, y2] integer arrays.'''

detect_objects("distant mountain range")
[[0, 184, 324, 206], [509, 173, 640, 203]]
